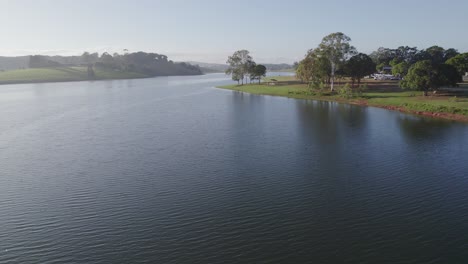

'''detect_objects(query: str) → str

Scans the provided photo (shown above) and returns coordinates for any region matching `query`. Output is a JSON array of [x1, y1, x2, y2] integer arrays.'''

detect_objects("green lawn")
[[0, 67, 147, 85], [218, 77, 468, 120], [262, 75, 297, 82], [365, 92, 468, 115]]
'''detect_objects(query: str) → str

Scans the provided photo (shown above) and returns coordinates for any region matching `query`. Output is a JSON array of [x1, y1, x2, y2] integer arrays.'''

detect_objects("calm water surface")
[[0, 74, 467, 263]]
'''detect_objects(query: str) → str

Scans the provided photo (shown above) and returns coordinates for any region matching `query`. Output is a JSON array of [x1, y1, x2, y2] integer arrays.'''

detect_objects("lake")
[[0, 73, 467, 263]]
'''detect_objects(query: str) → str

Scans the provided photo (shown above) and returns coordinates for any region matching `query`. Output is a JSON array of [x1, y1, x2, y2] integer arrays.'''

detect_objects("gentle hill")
[[0, 52, 203, 85], [0, 67, 147, 85], [0, 56, 29, 71]]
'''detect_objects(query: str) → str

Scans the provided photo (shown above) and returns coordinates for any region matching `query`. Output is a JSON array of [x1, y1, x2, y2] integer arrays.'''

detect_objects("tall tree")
[[369, 47, 394, 65], [250, 64, 267, 84], [296, 49, 331, 85], [446, 53, 468, 76], [296, 51, 315, 83], [345, 53, 375, 87], [100, 52, 114, 66], [444, 48, 459, 61], [392, 61, 410, 77], [81, 52, 91, 65], [400, 60, 436, 95], [395, 46, 419, 63], [401, 60, 461, 95], [318, 32, 356, 91], [425, 46, 447, 65], [226, 50, 254, 85]]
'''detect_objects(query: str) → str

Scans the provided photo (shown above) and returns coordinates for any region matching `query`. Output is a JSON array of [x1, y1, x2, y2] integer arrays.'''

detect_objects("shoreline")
[[0, 73, 205, 87], [216, 85, 468, 123], [352, 100, 468, 123]]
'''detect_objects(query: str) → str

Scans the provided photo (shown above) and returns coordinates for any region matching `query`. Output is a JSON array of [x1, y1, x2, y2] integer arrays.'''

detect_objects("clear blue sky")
[[0, 0, 467, 63]]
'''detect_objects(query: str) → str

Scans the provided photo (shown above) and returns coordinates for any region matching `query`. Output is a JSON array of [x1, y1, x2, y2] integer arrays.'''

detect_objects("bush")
[[338, 83, 353, 98], [359, 83, 368, 92], [353, 84, 368, 97], [307, 81, 326, 96]]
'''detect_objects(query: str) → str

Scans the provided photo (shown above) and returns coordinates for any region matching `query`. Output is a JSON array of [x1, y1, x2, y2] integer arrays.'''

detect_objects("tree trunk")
[[330, 63, 336, 91]]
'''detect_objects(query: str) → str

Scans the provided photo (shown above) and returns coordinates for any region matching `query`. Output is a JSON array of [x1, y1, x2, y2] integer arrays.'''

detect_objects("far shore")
[[0, 66, 204, 86], [217, 76, 468, 123]]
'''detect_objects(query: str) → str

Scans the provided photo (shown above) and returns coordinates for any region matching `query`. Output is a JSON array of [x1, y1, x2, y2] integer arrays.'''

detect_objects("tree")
[[81, 52, 96, 79], [296, 52, 315, 83], [293, 61, 299, 70], [231, 68, 242, 85], [295, 49, 331, 85], [417, 46, 459, 66], [250, 64, 267, 84], [345, 53, 375, 87], [245, 60, 257, 84], [100, 52, 114, 66], [370, 46, 421, 66], [318, 32, 356, 91], [401, 60, 461, 95], [81, 52, 91, 65], [437, 63, 462, 87], [369, 47, 394, 65], [394, 46, 419, 64], [28, 55, 61, 68], [226, 50, 254, 85], [392, 61, 410, 77], [444, 48, 459, 61], [446, 53, 468, 76], [424, 46, 447, 65], [401, 61, 435, 95], [376, 62, 386, 72]]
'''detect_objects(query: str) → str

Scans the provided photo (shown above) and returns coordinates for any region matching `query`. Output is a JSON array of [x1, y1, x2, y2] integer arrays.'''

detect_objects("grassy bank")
[[218, 77, 468, 122], [0, 67, 147, 85]]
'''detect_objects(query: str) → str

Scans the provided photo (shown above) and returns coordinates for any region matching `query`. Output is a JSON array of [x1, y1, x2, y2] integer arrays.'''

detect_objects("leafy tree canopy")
[[401, 60, 461, 92], [446, 53, 468, 76], [345, 53, 375, 86]]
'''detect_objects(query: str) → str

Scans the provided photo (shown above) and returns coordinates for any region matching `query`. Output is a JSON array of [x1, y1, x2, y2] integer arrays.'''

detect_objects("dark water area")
[[0, 74, 467, 263]]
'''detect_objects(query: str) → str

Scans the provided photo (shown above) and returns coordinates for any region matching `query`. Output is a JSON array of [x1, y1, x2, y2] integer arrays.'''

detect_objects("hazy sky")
[[0, 0, 467, 63]]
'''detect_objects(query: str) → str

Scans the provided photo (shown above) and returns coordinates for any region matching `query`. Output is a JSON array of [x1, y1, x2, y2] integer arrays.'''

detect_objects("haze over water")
[[0, 74, 467, 263]]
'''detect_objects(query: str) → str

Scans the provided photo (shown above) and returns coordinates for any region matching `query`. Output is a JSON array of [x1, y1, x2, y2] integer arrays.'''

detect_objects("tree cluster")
[[225, 50, 267, 85], [296, 32, 373, 90], [295, 32, 466, 93], [28, 51, 203, 78], [369, 45, 464, 91]]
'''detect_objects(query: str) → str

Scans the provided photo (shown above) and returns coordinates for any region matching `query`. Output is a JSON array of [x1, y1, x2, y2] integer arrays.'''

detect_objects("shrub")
[[338, 83, 353, 98]]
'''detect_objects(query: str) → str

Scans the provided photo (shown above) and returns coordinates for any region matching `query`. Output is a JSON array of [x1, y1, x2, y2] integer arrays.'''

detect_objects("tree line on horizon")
[[27, 51, 203, 78], [293, 32, 468, 95]]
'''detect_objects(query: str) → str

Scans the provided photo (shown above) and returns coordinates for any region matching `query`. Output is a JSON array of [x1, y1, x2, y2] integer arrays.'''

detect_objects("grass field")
[[0, 67, 147, 85], [219, 77, 468, 121]]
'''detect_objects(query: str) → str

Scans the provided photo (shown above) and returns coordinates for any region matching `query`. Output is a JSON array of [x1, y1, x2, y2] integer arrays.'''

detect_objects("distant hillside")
[[186, 62, 228, 73], [0, 56, 29, 71], [0, 52, 203, 85], [0, 67, 147, 85], [187, 61, 294, 73], [263, 63, 294, 71]]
